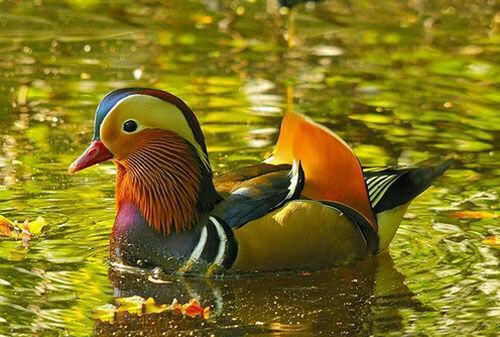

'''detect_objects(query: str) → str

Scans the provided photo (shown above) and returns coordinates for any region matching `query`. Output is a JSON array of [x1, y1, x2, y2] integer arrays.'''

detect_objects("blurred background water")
[[0, 0, 498, 336]]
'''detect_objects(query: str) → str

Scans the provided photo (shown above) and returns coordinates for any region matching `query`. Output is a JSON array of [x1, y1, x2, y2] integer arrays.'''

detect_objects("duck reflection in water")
[[94, 253, 427, 337]]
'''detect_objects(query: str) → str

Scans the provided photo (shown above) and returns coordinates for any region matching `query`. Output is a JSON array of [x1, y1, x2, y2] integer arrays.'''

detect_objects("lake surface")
[[0, 0, 498, 336]]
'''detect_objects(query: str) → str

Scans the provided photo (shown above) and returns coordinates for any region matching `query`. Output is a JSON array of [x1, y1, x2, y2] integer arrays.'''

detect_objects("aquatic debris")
[[0, 216, 13, 237], [450, 211, 498, 219], [93, 296, 210, 324], [482, 236, 499, 248], [0, 215, 48, 241]]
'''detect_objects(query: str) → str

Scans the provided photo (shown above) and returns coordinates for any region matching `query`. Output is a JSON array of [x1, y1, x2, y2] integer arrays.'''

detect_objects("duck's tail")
[[364, 160, 454, 251]]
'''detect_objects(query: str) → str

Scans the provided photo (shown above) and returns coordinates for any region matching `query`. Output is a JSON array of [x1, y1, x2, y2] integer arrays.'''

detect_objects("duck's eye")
[[123, 120, 138, 133]]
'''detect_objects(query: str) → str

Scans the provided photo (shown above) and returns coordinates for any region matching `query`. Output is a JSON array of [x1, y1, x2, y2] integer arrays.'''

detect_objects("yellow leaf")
[[450, 211, 498, 219], [482, 236, 499, 248], [203, 306, 211, 320], [93, 304, 117, 323], [16, 216, 47, 235], [115, 296, 145, 315], [143, 297, 169, 314], [28, 216, 47, 234], [93, 296, 211, 322], [192, 14, 213, 25]]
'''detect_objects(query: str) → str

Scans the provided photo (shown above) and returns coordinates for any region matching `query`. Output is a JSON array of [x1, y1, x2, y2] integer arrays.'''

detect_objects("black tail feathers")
[[365, 160, 454, 214]]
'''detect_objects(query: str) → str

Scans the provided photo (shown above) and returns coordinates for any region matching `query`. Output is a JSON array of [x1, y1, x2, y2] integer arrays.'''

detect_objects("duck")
[[68, 88, 451, 276]]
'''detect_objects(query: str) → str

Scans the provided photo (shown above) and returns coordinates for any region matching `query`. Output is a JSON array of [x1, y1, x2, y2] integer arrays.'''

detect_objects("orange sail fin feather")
[[266, 111, 377, 229]]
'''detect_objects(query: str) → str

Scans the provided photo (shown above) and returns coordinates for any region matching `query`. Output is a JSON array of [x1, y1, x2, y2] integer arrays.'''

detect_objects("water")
[[0, 0, 498, 336]]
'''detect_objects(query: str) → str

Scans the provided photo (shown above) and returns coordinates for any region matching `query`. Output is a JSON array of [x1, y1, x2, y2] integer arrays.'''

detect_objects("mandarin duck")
[[69, 88, 451, 275]]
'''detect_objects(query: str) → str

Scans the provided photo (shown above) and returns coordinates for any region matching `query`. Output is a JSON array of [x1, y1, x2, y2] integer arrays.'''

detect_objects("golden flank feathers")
[[266, 112, 377, 229], [231, 200, 369, 272], [115, 129, 201, 234]]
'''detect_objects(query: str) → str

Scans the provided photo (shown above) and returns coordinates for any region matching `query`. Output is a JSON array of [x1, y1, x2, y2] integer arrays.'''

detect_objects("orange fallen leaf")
[[0, 215, 48, 239], [450, 211, 498, 219], [93, 296, 210, 323], [0, 216, 14, 237], [192, 14, 213, 25], [180, 299, 206, 318], [482, 236, 499, 248]]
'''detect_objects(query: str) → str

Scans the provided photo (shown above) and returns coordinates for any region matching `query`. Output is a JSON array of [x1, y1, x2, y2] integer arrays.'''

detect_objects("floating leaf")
[[143, 297, 168, 315], [0, 216, 14, 237], [482, 236, 499, 248], [192, 14, 213, 25], [93, 304, 117, 324], [180, 299, 207, 318], [0, 216, 48, 239], [23, 216, 47, 235], [92, 296, 210, 323], [450, 211, 498, 219], [115, 296, 144, 315]]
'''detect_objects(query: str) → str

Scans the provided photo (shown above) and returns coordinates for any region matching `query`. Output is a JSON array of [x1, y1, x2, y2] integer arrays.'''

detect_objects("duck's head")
[[69, 88, 221, 235]]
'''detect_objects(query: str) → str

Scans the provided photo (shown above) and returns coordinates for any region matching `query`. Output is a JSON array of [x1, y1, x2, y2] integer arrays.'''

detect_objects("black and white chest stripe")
[[179, 216, 237, 273]]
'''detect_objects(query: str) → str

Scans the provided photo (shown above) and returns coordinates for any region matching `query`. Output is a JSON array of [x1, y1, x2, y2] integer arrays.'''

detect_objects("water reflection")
[[95, 253, 421, 337]]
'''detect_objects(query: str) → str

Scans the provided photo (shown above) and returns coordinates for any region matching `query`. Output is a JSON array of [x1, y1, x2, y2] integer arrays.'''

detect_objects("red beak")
[[68, 140, 113, 174]]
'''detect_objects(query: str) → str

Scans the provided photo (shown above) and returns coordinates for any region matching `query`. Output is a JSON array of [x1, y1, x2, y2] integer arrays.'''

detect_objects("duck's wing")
[[211, 161, 304, 229], [214, 163, 291, 194]]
